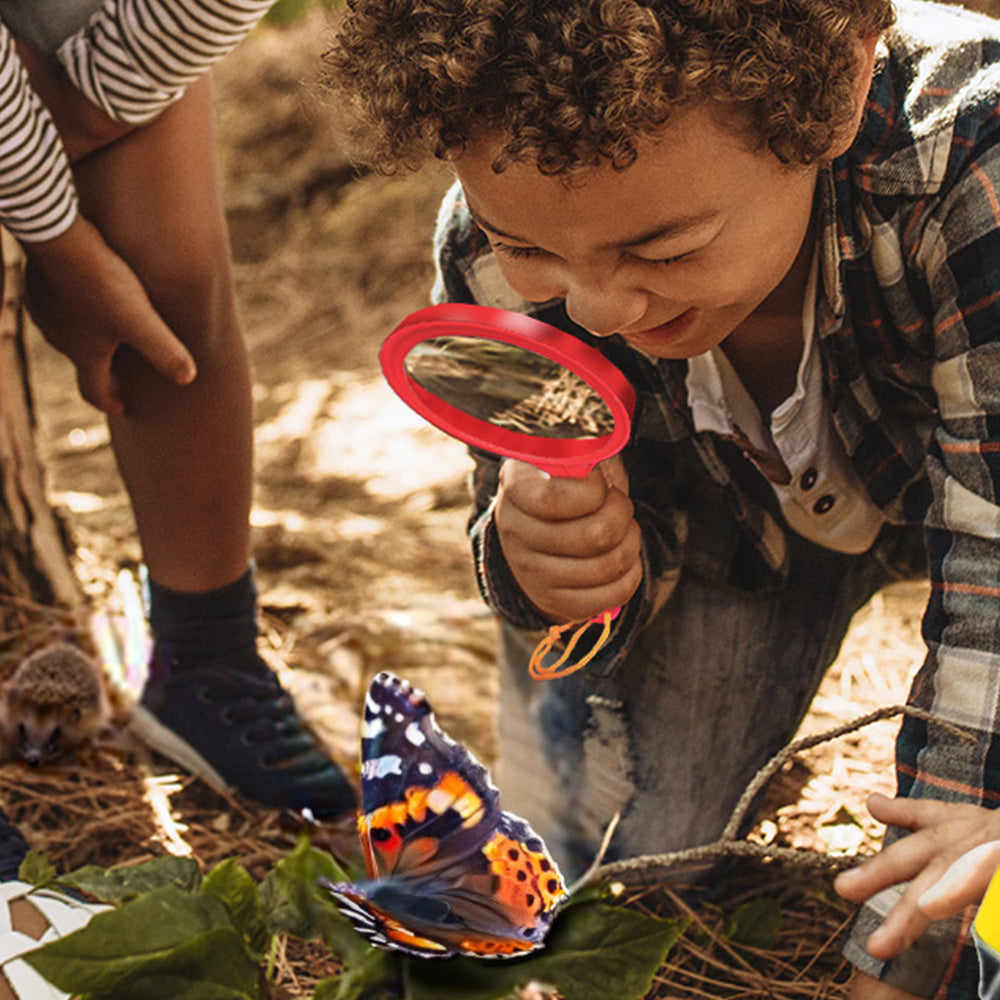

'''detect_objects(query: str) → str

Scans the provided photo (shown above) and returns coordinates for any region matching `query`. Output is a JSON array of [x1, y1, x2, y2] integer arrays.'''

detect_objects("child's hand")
[[494, 455, 642, 623], [22, 215, 197, 413], [834, 792, 1000, 960]]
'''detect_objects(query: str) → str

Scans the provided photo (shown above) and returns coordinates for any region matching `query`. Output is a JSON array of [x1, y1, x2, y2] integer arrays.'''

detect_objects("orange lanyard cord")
[[528, 610, 616, 681]]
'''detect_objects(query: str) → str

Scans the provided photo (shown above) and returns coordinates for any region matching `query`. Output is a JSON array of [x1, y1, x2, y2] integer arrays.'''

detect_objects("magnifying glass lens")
[[404, 335, 615, 440]]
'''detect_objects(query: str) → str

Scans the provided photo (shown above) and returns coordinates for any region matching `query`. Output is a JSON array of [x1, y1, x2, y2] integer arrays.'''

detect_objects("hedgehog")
[[0, 643, 111, 766]]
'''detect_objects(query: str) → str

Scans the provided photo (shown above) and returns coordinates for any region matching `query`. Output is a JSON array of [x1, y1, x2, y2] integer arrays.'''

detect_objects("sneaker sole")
[[128, 705, 232, 795]]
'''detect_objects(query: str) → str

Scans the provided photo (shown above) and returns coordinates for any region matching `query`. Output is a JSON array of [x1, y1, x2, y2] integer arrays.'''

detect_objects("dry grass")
[[0, 582, 928, 999]]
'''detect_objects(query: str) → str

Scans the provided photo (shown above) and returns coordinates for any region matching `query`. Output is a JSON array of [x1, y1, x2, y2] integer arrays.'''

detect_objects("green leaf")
[[403, 902, 686, 1000], [19, 851, 57, 887], [259, 835, 368, 962], [24, 885, 262, 1000], [723, 898, 782, 950], [313, 948, 401, 1000], [51, 856, 203, 904], [202, 860, 268, 955]]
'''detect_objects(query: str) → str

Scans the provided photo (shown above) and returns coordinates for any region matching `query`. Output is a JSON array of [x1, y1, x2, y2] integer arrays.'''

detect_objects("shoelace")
[[198, 672, 333, 771]]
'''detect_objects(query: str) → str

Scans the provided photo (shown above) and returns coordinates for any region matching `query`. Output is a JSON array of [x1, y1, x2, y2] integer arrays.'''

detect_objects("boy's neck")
[[720, 223, 816, 417]]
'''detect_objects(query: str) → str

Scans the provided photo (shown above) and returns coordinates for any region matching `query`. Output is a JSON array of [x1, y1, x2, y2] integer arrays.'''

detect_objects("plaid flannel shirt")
[[431, 2, 1000, 994]]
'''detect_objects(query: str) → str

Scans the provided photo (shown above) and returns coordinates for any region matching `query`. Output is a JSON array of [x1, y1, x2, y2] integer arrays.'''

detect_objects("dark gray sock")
[[147, 566, 258, 664]]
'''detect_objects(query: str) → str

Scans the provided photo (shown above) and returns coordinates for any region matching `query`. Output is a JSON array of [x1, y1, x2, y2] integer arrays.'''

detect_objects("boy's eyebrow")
[[467, 201, 720, 248]]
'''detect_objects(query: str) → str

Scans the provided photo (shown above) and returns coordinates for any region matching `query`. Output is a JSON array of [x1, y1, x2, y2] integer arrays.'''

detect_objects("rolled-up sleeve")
[[56, 0, 275, 124], [0, 20, 78, 242]]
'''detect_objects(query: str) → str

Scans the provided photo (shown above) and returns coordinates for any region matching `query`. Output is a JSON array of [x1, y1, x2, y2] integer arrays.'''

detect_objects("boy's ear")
[[821, 33, 880, 164]]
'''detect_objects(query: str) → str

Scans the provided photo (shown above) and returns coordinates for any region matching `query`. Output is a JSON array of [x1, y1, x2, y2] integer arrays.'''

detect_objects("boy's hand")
[[494, 455, 642, 623], [22, 216, 197, 413], [835, 792, 1000, 960]]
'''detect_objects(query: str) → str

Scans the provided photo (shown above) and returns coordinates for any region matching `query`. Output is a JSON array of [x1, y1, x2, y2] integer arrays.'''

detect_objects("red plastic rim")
[[380, 303, 635, 477]]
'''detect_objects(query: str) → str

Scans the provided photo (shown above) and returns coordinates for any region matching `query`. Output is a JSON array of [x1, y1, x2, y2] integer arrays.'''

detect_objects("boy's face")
[[455, 106, 821, 360]]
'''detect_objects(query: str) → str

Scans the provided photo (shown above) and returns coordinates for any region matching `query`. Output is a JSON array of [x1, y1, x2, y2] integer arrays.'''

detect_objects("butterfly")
[[324, 670, 567, 959]]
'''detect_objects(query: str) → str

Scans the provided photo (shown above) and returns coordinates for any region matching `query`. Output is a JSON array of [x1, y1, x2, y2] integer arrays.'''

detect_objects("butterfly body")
[[326, 671, 566, 959]]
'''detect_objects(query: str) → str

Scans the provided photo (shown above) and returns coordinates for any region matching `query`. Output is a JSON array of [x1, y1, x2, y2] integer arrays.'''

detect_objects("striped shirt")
[[0, 0, 271, 242], [433, 1, 1000, 994]]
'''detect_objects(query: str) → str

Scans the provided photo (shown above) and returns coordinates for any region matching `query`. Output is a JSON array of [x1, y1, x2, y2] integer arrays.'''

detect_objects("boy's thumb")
[[599, 455, 630, 496]]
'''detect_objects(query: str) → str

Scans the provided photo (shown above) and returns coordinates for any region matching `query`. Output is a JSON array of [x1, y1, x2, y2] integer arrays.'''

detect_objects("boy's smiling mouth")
[[619, 307, 699, 354]]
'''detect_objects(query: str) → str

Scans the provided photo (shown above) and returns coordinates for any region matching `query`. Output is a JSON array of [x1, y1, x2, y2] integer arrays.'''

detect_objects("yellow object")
[[976, 864, 1000, 951], [974, 863, 1000, 1000]]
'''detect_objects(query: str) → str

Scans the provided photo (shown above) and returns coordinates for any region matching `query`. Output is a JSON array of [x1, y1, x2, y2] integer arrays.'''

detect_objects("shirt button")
[[813, 494, 836, 515], [800, 467, 818, 491]]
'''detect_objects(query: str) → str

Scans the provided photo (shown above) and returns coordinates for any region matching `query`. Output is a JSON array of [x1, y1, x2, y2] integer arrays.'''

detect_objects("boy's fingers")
[[503, 489, 635, 557], [918, 840, 1000, 918], [835, 830, 949, 903], [863, 890, 933, 960], [864, 793, 960, 829], [599, 455, 630, 495], [538, 570, 641, 623], [501, 460, 608, 519]]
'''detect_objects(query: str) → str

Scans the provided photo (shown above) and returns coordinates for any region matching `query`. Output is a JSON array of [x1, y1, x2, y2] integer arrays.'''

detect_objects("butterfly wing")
[[327, 671, 566, 959], [356, 671, 501, 880]]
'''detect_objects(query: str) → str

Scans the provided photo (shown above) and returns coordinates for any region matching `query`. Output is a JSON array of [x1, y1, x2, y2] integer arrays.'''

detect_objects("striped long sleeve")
[[0, 22, 77, 242], [56, 0, 275, 125]]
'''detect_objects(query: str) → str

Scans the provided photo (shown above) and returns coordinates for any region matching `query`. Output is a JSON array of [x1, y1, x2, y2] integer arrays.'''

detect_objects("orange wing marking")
[[482, 831, 566, 922]]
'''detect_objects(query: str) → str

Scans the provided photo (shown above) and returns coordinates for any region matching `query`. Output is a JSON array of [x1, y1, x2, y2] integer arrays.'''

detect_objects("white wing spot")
[[362, 754, 403, 779], [361, 716, 386, 739], [405, 722, 426, 746]]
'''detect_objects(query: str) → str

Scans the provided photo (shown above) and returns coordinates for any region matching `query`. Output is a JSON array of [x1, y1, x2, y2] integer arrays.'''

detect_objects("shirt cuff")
[[843, 885, 979, 997]]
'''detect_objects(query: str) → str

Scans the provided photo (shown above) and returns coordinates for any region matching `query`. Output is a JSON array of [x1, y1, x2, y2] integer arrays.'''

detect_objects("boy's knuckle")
[[584, 519, 617, 551]]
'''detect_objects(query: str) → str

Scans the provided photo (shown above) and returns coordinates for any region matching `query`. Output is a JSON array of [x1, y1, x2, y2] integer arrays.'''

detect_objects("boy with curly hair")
[[326, 0, 1000, 995]]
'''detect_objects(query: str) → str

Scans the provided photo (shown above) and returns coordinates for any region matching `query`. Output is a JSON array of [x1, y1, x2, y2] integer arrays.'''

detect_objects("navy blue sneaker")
[[131, 650, 357, 820]]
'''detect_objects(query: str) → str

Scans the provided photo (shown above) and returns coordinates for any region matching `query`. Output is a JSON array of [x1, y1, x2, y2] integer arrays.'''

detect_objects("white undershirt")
[[686, 253, 885, 555]]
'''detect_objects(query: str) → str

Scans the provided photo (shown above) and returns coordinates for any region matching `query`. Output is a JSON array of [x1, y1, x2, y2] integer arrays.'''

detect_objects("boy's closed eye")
[[492, 239, 696, 267]]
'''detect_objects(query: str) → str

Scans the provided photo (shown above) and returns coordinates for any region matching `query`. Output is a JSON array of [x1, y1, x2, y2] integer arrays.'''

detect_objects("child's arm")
[[56, 0, 276, 126], [0, 21, 195, 411], [0, 23, 80, 244], [494, 455, 642, 623], [836, 793, 1000, 959]]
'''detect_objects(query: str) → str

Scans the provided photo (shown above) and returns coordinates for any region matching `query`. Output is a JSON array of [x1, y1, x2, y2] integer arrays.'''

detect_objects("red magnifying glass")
[[380, 303, 636, 680]]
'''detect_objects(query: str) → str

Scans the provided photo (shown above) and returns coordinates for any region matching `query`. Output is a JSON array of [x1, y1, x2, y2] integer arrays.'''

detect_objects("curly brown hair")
[[324, 0, 896, 174]]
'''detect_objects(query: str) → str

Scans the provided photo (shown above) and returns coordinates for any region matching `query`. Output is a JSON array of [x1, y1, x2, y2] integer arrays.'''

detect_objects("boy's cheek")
[[494, 260, 562, 303]]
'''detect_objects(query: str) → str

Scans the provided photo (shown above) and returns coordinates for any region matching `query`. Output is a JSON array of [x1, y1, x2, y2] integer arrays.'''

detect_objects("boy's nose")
[[564, 281, 646, 338]]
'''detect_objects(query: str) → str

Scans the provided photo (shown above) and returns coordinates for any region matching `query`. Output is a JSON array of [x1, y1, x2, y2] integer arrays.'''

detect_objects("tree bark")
[[0, 229, 79, 607]]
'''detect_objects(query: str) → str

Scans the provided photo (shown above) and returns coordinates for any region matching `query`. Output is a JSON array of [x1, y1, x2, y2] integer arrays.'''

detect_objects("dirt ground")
[[15, 6, 997, 986]]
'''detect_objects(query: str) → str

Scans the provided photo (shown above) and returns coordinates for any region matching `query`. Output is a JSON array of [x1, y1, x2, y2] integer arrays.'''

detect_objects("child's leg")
[[69, 77, 250, 594], [497, 533, 894, 877], [65, 78, 356, 819]]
